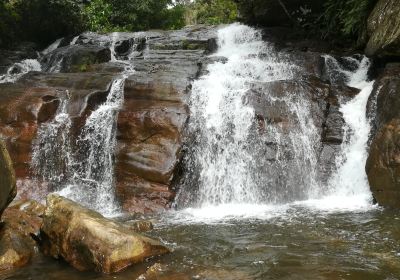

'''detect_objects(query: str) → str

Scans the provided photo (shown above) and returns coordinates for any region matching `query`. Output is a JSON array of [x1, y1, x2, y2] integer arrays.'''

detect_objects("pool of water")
[[3, 203, 400, 280]]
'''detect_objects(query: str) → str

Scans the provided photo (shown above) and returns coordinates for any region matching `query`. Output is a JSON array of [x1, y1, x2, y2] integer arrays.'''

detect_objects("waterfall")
[[176, 24, 375, 215], [176, 24, 321, 208], [42, 38, 62, 55], [70, 36, 79, 46], [58, 77, 126, 215], [31, 93, 73, 185], [31, 33, 135, 216], [0, 59, 41, 84], [321, 56, 374, 208]]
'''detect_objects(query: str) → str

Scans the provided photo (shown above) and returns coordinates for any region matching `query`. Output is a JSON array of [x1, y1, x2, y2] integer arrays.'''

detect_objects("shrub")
[[321, 0, 378, 39]]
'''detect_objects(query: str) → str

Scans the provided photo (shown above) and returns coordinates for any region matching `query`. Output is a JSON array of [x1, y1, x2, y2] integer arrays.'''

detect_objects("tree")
[[184, 0, 238, 25]]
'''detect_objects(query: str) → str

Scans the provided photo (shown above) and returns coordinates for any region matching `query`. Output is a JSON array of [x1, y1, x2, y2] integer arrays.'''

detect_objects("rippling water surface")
[[4, 203, 400, 280]]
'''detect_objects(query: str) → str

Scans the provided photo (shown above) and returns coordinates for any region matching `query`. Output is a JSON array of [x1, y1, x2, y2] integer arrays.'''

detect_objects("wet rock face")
[[366, 64, 400, 207], [116, 56, 196, 213], [367, 119, 400, 208], [0, 139, 16, 218], [0, 25, 360, 213], [0, 72, 115, 183], [0, 43, 39, 75], [40, 194, 170, 274], [0, 25, 218, 214], [365, 0, 400, 57], [367, 64, 400, 138], [40, 45, 111, 73], [245, 75, 357, 188]]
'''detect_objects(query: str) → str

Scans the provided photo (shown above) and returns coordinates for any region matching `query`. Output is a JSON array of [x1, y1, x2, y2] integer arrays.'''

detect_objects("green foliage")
[[0, 0, 84, 48], [82, 0, 113, 32], [185, 0, 238, 25], [0, 1, 20, 47], [0, 0, 238, 49], [160, 4, 186, 30], [321, 0, 377, 39], [82, 0, 186, 32]]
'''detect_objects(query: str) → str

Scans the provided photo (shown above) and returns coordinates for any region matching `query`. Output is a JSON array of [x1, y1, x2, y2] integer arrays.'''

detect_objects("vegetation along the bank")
[[0, 0, 238, 48], [0, 0, 381, 49]]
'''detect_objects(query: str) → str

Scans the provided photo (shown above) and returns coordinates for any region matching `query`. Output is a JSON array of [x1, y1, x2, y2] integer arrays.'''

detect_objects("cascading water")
[[176, 24, 321, 209], [31, 33, 135, 216], [58, 77, 127, 215], [176, 24, 375, 218], [42, 38, 62, 55], [0, 59, 41, 84], [0, 37, 64, 84], [31, 92, 73, 185], [321, 56, 374, 208]]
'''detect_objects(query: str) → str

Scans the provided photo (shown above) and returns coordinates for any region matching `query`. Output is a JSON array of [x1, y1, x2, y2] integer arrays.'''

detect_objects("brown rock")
[[126, 220, 154, 233], [0, 71, 114, 191], [367, 64, 400, 140], [0, 139, 16, 218], [366, 119, 400, 208], [0, 199, 45, 272], [0, 226, 33, 272], [136, 263, 191, 280], [40, 194, 170, 274]]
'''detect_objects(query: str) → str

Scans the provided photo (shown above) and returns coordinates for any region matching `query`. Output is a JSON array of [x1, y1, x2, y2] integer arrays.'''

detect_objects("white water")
[[324, 56, 374, 207], [58, 78, 126, 216], [42, 38, 62, 55], [0, 59, 41, 84], [32, 33, 135, 216], [177, 24, 321, 208], [174, 24, 375, 222], [70, 36, 79, 46], [0, 37, 65, 84], [31, 94, 73, 184]]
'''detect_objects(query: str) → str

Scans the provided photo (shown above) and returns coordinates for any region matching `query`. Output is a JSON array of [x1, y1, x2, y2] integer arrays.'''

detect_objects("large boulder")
[[115, 26, 218, 213], [0, 200, 45, 271], [365, 0, 400, 57], [366, 119, 400, 207], [40, 194, 170, 274], [0, 139, 16, 218], [367, 64, 400, 138], [366, 64, 400, 207]]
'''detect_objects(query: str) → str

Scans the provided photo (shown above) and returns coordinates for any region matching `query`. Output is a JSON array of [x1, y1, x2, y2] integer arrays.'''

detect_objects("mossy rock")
[[365, 0, 400, 57]]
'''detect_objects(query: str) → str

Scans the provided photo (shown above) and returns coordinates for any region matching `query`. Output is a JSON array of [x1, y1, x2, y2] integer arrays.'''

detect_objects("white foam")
[[42, 38, 62, 55], [0, 59, 41, 83], [175, 26, 376, 219], [326, 57, 374, 208]]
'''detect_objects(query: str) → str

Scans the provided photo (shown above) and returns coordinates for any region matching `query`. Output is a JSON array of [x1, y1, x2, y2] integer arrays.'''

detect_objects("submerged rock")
[[0, 139, 16, 218], [40, 194, 170, 274], [0, 226, 33, 272], [365, 0, 400, 57]]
